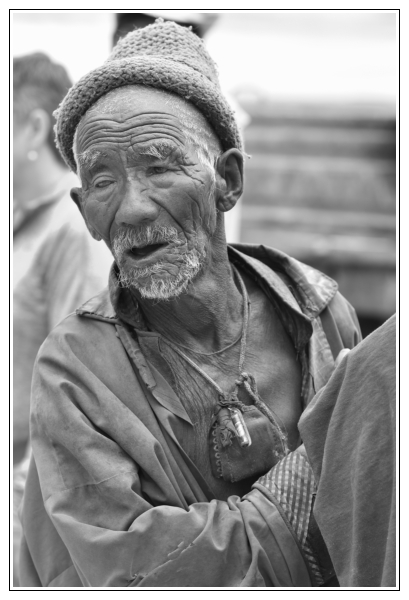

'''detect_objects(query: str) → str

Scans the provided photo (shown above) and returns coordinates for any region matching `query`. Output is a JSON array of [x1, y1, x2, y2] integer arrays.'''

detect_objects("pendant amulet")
[[229, 407, 252, 447]]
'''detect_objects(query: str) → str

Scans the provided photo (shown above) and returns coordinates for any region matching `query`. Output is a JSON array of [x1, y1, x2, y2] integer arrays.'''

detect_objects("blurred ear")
[[215, 149, 244, 212], [27, 108, 50, 150], [70, 187, 102, 241]]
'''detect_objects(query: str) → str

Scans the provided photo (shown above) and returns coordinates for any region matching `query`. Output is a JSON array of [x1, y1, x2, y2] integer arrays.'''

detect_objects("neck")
[[13, 147, 68, 205], [135, 234, 243, 353]]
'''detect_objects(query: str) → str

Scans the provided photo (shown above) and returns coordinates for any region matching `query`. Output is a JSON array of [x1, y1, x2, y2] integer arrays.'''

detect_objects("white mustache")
[[112, 225, 179, 259]]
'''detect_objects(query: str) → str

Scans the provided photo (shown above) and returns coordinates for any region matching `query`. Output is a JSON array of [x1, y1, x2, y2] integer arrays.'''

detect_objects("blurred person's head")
[[13, 52, 72, 201], [112, 12, 218, 46]]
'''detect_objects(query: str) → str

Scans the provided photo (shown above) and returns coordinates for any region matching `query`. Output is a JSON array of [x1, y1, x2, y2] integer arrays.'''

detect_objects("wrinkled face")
[[74, 87, 221, 300]]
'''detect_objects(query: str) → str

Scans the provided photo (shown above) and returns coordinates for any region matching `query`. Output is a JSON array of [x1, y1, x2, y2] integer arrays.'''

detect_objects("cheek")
[[83, 196, 116, 244], [162, 177, 214, 233]]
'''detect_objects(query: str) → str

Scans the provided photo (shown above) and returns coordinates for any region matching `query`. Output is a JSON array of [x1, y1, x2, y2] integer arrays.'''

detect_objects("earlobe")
[[70, 187, 83, 211], [215, 149, 244, 213], [89, 229, 102, 242], [29, 109, 50, 149], [70, 187, 102, 241]]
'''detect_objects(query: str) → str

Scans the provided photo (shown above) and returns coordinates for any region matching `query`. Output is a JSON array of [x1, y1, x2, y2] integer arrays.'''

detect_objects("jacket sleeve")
[[20, 322, 311, 588]]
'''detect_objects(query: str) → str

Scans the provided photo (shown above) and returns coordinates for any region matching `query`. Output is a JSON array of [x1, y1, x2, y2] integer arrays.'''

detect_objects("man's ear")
[[70, 187, 102, 241], [215, 149, 244, 212]]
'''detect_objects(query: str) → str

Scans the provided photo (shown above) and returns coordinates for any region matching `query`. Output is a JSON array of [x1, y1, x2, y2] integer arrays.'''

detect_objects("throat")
[[137, 265, 246, 354]]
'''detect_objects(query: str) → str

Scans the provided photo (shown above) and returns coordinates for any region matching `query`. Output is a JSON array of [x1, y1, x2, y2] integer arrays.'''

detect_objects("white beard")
[[117, 247, 204, 300], [112, 225, 206, 300]]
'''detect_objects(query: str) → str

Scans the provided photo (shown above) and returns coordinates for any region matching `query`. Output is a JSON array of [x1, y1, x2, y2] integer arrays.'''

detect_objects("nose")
[[114, 178, 160, 227]]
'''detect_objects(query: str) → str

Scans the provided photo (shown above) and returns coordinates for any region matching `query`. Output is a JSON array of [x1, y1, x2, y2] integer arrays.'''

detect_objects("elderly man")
[[20, 21, 361, 588]]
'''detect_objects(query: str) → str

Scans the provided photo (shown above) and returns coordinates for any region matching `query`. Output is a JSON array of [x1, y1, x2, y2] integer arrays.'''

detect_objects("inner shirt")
[[137, 267, 305, 501]]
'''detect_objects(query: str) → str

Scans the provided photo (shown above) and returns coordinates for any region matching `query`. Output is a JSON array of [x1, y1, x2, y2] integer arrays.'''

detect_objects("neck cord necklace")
[[161, 265, 249, 395], [160, 266, 246, 356], [163, 323, 243, 357], [160, 266, 288, 451]]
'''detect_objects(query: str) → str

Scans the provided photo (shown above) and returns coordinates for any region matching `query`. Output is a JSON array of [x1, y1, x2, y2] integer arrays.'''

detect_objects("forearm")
[[24, 329, 314, 588], [40, 474, 311, 587]]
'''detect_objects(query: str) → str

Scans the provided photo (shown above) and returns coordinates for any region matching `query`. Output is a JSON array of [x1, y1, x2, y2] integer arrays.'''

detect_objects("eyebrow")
[[76, 139, 181, 174], [130, 139, 179, 161], [76, 148, 104, 171]]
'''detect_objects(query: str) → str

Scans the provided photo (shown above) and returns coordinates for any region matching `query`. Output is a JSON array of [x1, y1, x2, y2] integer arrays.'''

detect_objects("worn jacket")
[[20, 244, 361, 588]]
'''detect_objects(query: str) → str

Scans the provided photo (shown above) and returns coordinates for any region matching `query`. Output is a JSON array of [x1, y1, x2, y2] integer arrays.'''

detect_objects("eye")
[[150, 166, 168, 175], [94, 179, 114, 189]]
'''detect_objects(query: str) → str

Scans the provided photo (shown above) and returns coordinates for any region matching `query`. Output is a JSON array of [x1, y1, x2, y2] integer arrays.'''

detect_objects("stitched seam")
[[43, 468, 138, 503]]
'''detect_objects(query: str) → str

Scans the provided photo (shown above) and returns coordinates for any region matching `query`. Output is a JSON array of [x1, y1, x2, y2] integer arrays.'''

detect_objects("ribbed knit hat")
[[55, 19, 243, 173]]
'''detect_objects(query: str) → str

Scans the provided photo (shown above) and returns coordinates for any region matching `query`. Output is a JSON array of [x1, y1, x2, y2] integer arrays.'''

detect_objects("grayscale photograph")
[[12, 10, 397, 590]]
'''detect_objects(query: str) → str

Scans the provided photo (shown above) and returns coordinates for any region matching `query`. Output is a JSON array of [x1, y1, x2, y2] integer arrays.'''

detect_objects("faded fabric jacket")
[[20, 244, 361, 588]]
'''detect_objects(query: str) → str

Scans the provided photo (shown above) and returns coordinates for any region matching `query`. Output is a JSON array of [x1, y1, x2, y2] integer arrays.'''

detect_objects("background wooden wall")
[[239, 98, 396, 336]]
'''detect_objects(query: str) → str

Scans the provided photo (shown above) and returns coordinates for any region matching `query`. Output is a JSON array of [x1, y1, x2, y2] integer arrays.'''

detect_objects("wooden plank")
[[244, 154, 394, 174], [239, 100, 396, 128], [242, 164, 395, 212], [239, 226, 396, 267], [241, 206, 396, 233], [244, 125, 395, 158]]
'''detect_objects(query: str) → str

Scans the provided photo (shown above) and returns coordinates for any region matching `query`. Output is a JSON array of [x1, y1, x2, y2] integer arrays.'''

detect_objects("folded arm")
[[21, 320, 315, 588]]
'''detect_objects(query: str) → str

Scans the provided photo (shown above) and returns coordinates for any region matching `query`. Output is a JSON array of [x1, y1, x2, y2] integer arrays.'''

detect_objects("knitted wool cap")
[[55, 19, 243, 173]]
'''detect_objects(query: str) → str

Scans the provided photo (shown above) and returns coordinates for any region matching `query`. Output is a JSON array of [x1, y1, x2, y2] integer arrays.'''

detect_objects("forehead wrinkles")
[[76, 111, 187, 154]]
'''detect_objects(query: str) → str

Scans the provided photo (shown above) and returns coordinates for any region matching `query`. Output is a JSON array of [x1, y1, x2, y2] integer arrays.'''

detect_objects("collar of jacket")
[[77, 243, 338, 335]]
